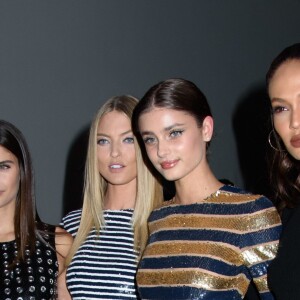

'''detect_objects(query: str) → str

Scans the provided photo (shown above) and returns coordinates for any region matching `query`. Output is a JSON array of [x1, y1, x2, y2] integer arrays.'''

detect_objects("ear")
[[201, 116, 214, 142]]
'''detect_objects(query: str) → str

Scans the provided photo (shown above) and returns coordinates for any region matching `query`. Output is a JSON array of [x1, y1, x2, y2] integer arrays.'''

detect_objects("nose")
[[290, 109, 300, 130], [110, 142, 121, 158], [157, 139, 170, 158]]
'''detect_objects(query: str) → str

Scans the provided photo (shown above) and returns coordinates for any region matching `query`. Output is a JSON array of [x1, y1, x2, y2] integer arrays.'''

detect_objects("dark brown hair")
[[132, 78, 212, 142], [0, 120, 37, 262], [266, 43, 300, 212]]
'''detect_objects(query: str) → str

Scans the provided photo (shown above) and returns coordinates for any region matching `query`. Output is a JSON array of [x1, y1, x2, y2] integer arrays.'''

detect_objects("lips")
[[109, 164, 124, 169], [290, 135, 300, 148], [160, 160, 179, 170]]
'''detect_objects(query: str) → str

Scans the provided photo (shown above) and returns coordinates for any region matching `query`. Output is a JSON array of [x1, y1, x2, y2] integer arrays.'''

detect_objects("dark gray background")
[[1, 0, 299, 224]]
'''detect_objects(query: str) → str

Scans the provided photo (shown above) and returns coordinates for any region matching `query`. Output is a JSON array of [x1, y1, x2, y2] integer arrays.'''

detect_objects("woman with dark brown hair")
[[132, 78, 281, 299], [0, 120, 72, 299], [266, 43, 300, 300]]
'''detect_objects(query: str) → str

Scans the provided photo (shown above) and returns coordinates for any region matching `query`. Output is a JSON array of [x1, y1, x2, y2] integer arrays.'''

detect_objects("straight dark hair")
[[0, 120, 37, 263], [132, 78, 212, 141]]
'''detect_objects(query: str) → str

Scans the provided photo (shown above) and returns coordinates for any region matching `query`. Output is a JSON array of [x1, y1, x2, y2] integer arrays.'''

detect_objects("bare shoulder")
[[54, 226, 73, 257]]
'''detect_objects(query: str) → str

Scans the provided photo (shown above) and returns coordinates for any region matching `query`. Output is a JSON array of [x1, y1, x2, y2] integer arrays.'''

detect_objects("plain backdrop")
[[1, 0, 299, 224]]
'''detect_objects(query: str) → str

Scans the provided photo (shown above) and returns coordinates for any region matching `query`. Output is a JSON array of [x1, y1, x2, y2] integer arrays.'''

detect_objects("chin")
[[291, 152, 300, 161], [160, 171, 181, 182], [287, 147, 300, 161]]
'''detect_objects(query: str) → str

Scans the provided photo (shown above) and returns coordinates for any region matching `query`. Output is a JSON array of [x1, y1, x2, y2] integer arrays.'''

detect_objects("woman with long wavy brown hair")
[[266, 43, 300, 300]]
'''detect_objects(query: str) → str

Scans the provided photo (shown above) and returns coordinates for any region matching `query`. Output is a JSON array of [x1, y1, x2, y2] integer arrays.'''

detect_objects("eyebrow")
[[271, 97, 286, 103], [271, 94, 300, 103], [141, 123, 185, 135], [0, 160, 14, 164], [97, 129, 133, 137]]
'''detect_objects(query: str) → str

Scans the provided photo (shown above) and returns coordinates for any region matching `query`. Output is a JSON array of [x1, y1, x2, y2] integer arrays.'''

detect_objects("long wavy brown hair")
[[266, 43, 300, 212]]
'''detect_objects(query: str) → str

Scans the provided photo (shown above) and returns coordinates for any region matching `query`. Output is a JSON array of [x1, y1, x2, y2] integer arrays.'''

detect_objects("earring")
[[268, 130, 281, 151]]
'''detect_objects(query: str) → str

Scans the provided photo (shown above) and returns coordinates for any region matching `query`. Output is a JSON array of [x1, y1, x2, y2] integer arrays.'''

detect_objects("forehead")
[[97, 111, 131, 132], [0, 145, 18, 162], [139, 108, 196, 131], [269, 60, 300, 93]]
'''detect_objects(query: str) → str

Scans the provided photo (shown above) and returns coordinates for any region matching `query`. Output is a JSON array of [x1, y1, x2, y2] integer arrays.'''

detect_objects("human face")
[[0, 145, 20, 210], [97, 111, 137, 186], [138, 108, 213, 182], [269, 59, 300, 160]]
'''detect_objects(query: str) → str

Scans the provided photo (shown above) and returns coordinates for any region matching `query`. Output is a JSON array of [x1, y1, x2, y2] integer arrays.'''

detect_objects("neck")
[[174, 162, 223, 205], [104, 180, 137, 210]]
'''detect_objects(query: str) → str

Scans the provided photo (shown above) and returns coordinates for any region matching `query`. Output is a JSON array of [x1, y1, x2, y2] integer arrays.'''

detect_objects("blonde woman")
[[61, 95, 162, 299]]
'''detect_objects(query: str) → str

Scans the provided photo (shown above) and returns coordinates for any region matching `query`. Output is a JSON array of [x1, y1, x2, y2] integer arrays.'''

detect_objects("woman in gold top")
[[132, 78, 281, 299]]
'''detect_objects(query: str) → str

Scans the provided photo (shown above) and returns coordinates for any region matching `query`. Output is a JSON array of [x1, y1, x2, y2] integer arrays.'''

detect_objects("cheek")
[[129, 147, 136, 160], [13, 177, 20, 195], [182, 134, 199, 149], [273, 117, 288, 136], [97, 149, 107, 171], [145, 146, 157, 163], [9, 172, 20, 196]]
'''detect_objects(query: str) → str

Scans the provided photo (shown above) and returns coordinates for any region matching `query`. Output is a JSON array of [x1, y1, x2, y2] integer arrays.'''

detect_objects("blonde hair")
[[66, 95, 162, 265]]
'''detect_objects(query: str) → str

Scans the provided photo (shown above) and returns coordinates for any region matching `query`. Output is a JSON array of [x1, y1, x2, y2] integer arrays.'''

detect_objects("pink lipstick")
[[291, 135, 300, 148], [160, 160, 179, 170]]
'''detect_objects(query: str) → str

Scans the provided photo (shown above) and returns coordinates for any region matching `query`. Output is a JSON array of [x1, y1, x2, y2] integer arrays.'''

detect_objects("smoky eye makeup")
[[271, 105, 287, 114], [0, 161, 12, 170]]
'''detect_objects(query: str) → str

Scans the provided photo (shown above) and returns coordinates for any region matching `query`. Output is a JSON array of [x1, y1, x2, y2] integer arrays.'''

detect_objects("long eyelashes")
[[143, 129, 184, 145], [123, 137, 134, 144], [170, 129, 184, 137], [271, 106, 287, 114], [143, 136, 156, 145], [97, 136, 135, 145], [0, 163, 11, 170], [97, 138, 109, 145]]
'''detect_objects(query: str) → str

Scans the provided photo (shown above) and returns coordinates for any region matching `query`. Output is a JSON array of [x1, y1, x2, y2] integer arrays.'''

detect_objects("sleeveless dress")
[[0, 224, 59, 300], [61, 209, 139, 299]]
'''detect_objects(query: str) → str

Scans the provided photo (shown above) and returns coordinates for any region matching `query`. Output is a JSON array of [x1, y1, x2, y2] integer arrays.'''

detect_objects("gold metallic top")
[[137, 185, 281, 299]]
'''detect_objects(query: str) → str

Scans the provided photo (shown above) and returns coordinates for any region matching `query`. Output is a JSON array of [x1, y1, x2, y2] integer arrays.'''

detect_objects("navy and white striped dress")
[[61, 209, 139, 299]]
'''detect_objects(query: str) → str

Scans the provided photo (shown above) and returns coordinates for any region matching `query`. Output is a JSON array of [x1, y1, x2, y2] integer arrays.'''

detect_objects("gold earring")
[[268, 130, 281, 151]]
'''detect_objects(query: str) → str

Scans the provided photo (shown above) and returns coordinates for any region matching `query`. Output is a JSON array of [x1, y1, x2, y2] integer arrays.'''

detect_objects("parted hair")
[[266, 43, 300, 212], [0, 120, 37, 263], [132, 78, 213, 151]]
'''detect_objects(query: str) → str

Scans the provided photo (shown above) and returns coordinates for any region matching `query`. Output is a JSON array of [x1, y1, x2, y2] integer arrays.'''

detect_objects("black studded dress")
[[0, 224, 59, 300]]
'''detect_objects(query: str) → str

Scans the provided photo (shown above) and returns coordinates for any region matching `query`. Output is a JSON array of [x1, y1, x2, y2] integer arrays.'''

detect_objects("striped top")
[[137, 185, 281, 300], [61, 209, 139, 300]]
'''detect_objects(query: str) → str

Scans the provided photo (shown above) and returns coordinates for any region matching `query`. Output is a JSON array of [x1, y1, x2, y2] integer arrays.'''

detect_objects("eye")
[[170, 129, 184, 138], [272, 105, 288, 114], [97, 138, 109, 145], [143, 136, 156, 145], [0, 163, 10, 170], [124, 136, 134, 144]]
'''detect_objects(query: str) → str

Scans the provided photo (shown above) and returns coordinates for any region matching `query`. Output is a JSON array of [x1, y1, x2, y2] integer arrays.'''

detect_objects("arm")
[[240, 196, 282, 300], [55, 226, 73, 300]]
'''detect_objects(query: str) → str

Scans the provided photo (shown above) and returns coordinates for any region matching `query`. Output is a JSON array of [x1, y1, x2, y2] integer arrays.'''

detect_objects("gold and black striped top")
[[137, 185, 281, 299]]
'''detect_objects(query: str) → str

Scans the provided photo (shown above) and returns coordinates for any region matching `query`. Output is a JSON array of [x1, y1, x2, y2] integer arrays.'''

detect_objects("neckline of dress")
[[169, 185, 227, 206]]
